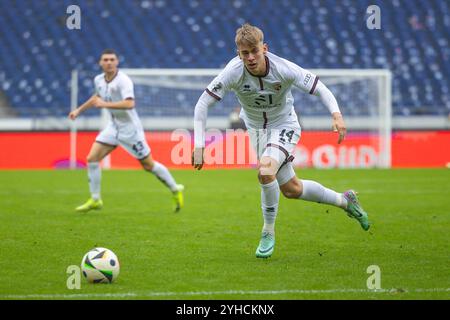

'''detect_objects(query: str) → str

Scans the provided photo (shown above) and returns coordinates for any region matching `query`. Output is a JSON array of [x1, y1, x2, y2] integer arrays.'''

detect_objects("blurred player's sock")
[[260, 179, 280, 234], [299, 180, 347, 209], [88, 162, 101, 200], [173, 184, 184, 212], [150, 161, 178, 193]]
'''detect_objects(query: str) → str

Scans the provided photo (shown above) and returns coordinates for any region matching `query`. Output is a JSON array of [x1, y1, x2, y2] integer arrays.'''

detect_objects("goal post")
[[70, 68, 392, 168], [69, 69, 78, 170]]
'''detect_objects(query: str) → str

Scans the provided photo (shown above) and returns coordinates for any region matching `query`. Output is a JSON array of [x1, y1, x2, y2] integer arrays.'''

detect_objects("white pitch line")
[[1, 288, 449, 299]]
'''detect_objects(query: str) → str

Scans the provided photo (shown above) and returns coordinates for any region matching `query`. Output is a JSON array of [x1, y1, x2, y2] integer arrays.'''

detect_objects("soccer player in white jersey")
[[192, 24, 370, 258], [69, 49, 184, 213]]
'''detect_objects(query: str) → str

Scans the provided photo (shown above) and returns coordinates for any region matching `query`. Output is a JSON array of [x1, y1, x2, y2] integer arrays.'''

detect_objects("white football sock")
[[260, 179, 280, 234], [150, 161, 178, 193], [87, 162, 101, 200], [299, 179, 347, 209]]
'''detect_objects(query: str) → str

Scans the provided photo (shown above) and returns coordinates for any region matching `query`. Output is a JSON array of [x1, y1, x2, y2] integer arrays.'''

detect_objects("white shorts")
[[95, 123, 151, 160], [248, 121, 301, 185]]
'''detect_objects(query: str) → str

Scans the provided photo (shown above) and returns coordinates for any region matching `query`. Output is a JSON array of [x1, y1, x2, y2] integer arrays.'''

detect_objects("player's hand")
[[332, 112, 346, 144], [68, 109, 80, 120], [192, 147, 205, 170]]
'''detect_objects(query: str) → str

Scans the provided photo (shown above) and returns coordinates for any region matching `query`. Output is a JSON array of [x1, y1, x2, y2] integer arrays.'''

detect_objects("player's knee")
[[280, 179, 302, 199], [142, 163, 153, 171], [258, 157, 278, 184], [140, 157, 154, 171], [258, 171, 276, 184], [86, 154, 100, 163], [281, 187, 299, 199]]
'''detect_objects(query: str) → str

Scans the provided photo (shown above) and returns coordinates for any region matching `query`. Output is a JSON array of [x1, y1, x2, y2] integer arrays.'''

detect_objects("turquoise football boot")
[[343, 190, 370, 231], [255, 231, 275, 258]]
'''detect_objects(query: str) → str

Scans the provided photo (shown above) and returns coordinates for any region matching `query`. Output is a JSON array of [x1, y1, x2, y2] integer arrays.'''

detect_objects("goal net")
[[70, 68, 392, 168]]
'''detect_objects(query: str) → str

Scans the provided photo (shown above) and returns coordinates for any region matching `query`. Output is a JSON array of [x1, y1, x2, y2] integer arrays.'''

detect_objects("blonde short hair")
[[235, 23, 264, 48]]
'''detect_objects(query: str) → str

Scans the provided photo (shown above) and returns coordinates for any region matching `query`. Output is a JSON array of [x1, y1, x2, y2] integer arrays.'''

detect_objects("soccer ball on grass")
[[81, 247, 120, 283]]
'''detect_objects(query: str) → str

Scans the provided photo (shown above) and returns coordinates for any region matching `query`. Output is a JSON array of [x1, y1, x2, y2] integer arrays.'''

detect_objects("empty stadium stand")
[[0, 0, 448, 117]]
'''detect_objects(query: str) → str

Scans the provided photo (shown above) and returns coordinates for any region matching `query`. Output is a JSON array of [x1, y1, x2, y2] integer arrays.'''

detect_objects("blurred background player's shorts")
[[96, 123, 151, 160]]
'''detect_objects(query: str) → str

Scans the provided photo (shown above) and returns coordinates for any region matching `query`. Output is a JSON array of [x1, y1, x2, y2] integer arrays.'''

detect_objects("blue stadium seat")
[[0, 0, 448, 117]]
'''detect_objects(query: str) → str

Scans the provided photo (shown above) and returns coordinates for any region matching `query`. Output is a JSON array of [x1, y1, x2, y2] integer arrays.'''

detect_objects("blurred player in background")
[[69, 49, 184, 213], [192, 24, 370, 258]]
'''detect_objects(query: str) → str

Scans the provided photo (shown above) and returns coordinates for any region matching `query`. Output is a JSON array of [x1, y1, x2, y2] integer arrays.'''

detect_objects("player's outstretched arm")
[[68, 94, 98, 120], [94, 98, 135, 109], [314, 81, 347, 144], [192, 91, 218, 170]]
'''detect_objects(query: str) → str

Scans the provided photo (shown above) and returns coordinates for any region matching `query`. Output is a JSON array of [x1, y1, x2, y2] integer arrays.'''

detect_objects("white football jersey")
[[205, 51, 319, 129], [94, 70, 143, 130]]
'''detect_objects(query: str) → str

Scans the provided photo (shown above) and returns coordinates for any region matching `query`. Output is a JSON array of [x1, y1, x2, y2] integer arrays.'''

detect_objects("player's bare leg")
[[279, 176, 370, 230], [139, 154, 184, 212], [255, 156, 280, 258], [75, 142, 116, 212]]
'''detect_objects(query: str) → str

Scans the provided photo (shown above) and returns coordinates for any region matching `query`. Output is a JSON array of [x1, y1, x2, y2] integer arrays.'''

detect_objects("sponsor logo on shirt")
[[254, 94, 266, 106], [252, 94, 279, 109], [243, 84, 251, 92], [303, 73, 312, 86]]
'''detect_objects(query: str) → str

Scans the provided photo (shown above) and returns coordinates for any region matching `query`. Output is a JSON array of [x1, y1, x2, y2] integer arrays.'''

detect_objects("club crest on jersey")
[[212, 82, 222, 92], [273, 82, 282, 91]]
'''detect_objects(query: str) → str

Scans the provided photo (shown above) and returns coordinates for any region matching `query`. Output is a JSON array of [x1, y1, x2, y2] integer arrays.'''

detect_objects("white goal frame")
[[70, 68, 392, 168]]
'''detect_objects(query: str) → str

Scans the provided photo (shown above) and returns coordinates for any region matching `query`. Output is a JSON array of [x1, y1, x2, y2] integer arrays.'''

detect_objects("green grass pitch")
[[0, 168, 449, 300]]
